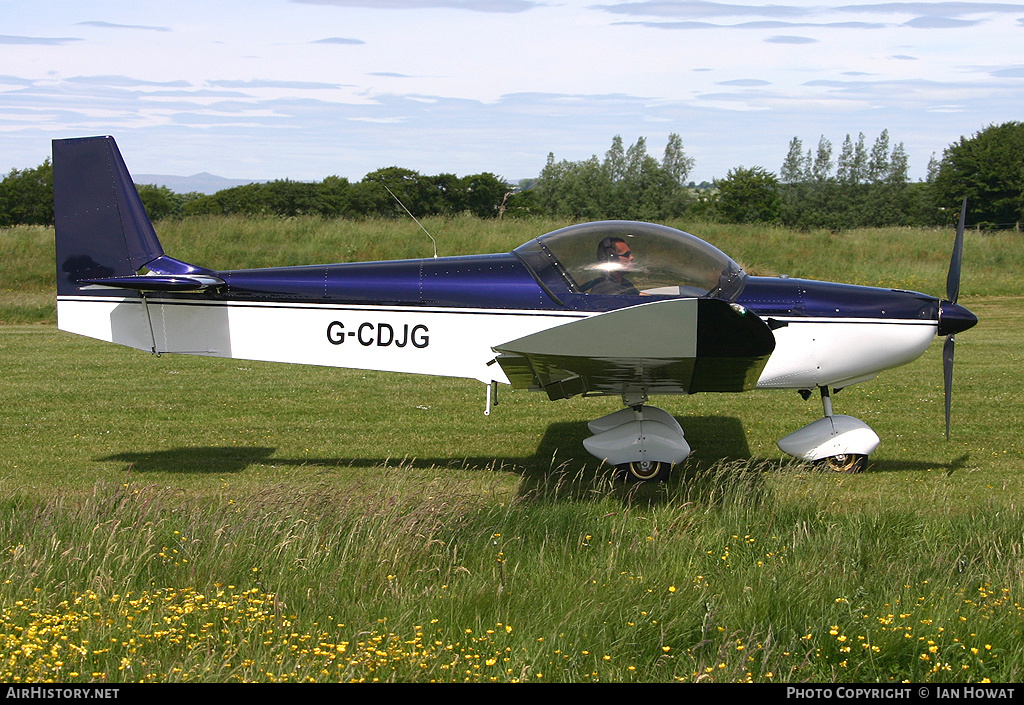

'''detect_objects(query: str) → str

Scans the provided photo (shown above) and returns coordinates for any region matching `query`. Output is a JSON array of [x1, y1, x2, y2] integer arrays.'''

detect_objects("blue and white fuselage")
[[57, 234, 973, 394]]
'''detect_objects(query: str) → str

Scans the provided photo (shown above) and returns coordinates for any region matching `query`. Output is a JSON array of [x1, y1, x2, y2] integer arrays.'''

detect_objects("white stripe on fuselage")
[[56, 296, 589, 384]]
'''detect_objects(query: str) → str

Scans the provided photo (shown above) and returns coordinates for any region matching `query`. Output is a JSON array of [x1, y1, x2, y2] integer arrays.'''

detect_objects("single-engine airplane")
[[53, 136, 978, 481]]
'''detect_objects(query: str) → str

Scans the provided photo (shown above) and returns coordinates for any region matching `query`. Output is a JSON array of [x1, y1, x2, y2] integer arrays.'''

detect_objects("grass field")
[[1, 217, 1022, 682]]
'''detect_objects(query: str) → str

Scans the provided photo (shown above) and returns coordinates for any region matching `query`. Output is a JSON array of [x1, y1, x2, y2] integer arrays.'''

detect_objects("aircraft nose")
[[938, 301, 978, 336]]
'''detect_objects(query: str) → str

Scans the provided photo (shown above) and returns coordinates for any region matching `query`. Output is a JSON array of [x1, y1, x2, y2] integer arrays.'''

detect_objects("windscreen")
[[514, 221, 746, 300]]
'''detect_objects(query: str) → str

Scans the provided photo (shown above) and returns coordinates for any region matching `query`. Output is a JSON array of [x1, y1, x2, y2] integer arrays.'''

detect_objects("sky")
[[2, 0, 1023, 185]]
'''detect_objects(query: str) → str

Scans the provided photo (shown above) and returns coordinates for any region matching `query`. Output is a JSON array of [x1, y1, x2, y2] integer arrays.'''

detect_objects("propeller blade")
[[943, 333, 955, 440], [942, 198, 968, 439], [946, 197, 966, 304]]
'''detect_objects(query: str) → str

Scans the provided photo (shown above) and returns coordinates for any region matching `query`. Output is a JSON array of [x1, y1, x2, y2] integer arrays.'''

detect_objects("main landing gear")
[[582, 397, 690, 482], [777, 386, 879, 473]]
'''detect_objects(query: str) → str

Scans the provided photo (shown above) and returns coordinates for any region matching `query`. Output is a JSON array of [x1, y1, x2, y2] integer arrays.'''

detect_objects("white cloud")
[[990, 65, 1024, 77], [765, 34, 818, 41], [67, 75, 192, 88], [312, 36, 366, 44], [835, 2, 1024, 16], [592, 1, 812, 19], [292, 0, 543, 12], [76, 21, 172, 32], [0, 35, 82, 45], [902, 15, 982, 26]]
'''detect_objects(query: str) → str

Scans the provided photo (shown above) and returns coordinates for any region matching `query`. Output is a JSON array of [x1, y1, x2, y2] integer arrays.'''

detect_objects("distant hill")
[[134, 173, 261, 195]]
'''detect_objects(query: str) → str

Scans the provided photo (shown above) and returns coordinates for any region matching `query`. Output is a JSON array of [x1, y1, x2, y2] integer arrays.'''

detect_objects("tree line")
[[701, 123, 1024, 230], [178, 167, 515, 221], [0, 161, 519, 227], [2, 121, 1021, 229], [532, 134, 695, 221]]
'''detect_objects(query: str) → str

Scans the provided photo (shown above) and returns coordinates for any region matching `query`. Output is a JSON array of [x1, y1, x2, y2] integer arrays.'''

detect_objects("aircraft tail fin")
[[54, 136, 222, 350], [53, 136, 166, 296]]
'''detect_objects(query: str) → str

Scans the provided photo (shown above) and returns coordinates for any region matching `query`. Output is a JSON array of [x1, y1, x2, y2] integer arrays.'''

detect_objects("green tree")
[[812, 136, 833, 182], [934, 121, 1024, 227], [502, 187, 539, 218], [867, 130, 890, 184], [535, 135, 693, 220], [888, 142, 909, 185], [535, 152, 607, 219], [604, 135, 627, 182], [661, 133, 694, 187], [836, 135, 855, 184], [136, 184, 183, 220], [183, 182, 269, 217], [713, 166, 782, 224], [262, 180, 323, 217], [358, 167, 439, 218], [621, 136, 668, 219], [778, 130, 916, 229], [0, 159, 53, 226], [460, 173, 511, 218], [780, 137, 807, 184], [909, 154, 947, 226], [831, 132, 869, 186], [426, 173, 467, 215], [317, 175, 353, 218]]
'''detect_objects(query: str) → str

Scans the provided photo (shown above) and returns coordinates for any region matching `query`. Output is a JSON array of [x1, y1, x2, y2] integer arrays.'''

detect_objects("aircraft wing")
[[493, 298, 775, 400]]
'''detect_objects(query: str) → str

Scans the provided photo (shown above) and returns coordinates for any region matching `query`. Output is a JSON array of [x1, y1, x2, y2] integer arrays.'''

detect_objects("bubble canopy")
[[513, 221, 747, 301]]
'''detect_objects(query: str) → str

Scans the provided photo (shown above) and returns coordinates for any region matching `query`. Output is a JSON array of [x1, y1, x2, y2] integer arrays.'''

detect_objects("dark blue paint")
[[736, 277, 940, 322], [938, 301, 978, 336], [217, 253, 554, 310], [147, 255, 216, 277]]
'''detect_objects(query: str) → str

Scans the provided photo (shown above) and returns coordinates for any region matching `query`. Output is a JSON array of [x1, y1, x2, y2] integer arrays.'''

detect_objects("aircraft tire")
[[817, 453, 867, 473], [619, 460, 672, 482]]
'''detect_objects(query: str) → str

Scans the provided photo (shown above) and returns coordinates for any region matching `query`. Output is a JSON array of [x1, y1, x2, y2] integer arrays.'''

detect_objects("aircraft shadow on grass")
[[97, 419, 970, 504], [100, 416, 748, 474], [100, 416, 765, 504], [100, 446, 278, 475]]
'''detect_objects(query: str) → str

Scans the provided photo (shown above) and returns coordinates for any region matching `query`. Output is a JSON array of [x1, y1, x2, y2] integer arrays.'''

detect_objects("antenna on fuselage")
[[383, 184, 438, 259]]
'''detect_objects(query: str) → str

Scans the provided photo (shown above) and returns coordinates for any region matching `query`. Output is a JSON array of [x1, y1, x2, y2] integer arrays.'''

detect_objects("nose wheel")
[[815, 453, 867, 473], [778, 387, 879, 472]]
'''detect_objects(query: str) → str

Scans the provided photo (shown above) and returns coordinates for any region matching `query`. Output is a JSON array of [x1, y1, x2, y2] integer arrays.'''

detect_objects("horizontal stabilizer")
[[81, 274, 225, 292], [493, 297, 775, 399]]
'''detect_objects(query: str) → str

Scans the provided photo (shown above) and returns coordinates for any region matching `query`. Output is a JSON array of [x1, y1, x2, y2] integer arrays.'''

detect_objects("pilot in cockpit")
[[582, 236, 640, 295]]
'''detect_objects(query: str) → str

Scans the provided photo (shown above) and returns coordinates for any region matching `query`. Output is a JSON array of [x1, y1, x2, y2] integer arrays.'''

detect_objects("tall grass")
[[3, 462, 1022, 682], [0, 225, 54, 324]]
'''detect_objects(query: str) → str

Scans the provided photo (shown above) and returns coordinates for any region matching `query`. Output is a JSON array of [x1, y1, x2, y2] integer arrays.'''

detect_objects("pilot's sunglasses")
[[613, 250, 632, 258]]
